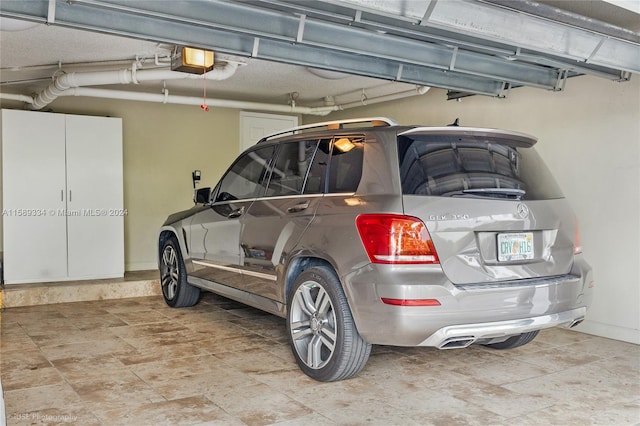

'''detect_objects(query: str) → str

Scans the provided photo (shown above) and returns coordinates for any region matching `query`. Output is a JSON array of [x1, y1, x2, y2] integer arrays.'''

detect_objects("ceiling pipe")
[[53, 85, 429, 115], [339, 86, 430, 109], [0, 76, 430, 115], [28, 61, 239, 110], [58, 87, 340, 116], [0, 83, 430, 116], [0, 93, 35, 104]]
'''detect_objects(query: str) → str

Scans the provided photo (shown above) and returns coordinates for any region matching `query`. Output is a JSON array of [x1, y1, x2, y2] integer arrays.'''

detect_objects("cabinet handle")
[[69, 190, 72, 202]]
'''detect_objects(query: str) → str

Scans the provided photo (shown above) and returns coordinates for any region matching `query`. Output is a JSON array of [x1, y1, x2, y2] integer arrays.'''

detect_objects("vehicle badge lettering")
[[517, 203, 529, 219], [428, 214, 470, 221]]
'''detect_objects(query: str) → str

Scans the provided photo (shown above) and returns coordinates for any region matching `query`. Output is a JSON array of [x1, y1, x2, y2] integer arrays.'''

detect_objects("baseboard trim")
[[126, 262, 158, 272], [0, 271, 161, 308], [574, 319, 640, 345]]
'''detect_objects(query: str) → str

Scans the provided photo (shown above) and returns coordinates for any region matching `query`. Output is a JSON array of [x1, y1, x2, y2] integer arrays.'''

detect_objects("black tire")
[[286, 266, 371, 382], [159, 236, 200, 308], [483, 330, 539, 350]]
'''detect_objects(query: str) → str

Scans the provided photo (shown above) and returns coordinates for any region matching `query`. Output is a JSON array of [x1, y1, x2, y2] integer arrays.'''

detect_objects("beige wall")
[[307, 75, 640, 343]]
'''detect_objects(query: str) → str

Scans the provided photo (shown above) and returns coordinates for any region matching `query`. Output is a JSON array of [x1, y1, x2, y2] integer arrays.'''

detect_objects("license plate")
[[497, 232, 534, 262]]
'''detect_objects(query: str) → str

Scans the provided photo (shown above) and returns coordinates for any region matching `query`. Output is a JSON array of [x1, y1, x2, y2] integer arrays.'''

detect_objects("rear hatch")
[[398, 127, 576, 285]]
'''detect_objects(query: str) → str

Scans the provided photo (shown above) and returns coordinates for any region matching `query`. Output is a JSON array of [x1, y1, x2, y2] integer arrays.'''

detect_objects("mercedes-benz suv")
[[158, 117, 593, 382]]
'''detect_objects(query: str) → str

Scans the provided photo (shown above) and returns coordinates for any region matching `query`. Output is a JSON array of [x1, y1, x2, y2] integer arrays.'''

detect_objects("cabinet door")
[[65, 115, 124, 279], [2, 110, 68, 284]]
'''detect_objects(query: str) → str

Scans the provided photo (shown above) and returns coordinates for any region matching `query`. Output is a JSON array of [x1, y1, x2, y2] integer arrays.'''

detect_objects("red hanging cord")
[[200, 70, 209, 112]]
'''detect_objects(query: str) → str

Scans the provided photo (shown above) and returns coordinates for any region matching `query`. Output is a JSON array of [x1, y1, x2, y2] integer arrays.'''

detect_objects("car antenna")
[[448, 118, 460, 126]]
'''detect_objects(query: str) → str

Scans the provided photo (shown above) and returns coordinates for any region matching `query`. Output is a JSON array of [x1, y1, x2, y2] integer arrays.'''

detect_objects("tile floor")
[[1, 292, 638, 425]]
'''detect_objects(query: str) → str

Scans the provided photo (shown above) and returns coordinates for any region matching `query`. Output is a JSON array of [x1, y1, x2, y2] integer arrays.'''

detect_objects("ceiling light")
[[171, 47, 214, 74]]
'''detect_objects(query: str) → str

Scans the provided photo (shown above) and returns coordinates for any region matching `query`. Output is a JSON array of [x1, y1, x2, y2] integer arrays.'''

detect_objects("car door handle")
[[227, 206, 245, 219], [287, 201, 310, 213]]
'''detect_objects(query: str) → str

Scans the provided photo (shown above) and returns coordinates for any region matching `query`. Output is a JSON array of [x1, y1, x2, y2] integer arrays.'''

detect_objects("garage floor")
[[1, 293, 638, 425]]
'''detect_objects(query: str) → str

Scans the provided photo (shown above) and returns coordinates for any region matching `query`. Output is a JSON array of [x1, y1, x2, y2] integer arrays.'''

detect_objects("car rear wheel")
[[483, 330, 539, 350], [160, 236, 200, 308], [287, 266, 371, 382]]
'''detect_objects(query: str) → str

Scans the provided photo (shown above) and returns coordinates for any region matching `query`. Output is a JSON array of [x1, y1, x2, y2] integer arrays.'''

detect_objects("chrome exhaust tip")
[[438, 337, 476, 349], [569, 317, 585, 328]]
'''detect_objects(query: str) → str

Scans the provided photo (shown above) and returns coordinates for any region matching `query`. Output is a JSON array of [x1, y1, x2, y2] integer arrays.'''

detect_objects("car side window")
[[215, 145, 275, 202], [265, 140, 319, 196], [327, 136, 364, 193], [304, 139, 330, 194]]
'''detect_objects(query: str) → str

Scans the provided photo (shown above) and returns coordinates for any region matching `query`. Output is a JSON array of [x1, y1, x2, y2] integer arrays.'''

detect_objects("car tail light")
[[574, 217, 583, 255], [381, 298, 441, 306], [355, 214, 439, 264]]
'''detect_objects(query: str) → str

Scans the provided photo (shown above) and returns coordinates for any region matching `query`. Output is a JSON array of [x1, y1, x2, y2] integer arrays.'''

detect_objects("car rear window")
[[397, 134, 563, 200]]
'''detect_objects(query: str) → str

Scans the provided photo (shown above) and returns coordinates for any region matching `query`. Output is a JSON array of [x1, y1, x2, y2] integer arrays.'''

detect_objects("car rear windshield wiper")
[[445, 188, 526, 200]]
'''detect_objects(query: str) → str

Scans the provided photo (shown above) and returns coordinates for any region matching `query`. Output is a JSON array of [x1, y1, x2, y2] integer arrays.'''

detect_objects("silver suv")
[[158, 117, 593, 382]]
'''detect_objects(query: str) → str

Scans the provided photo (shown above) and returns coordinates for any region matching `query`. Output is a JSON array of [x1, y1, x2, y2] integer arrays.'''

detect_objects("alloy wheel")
[[161, 244, 179, 300], [289, 280, 338, 369]]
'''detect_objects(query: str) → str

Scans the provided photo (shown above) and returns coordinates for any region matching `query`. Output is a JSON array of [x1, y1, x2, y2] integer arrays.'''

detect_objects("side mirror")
[[194, 187, 211, 204]]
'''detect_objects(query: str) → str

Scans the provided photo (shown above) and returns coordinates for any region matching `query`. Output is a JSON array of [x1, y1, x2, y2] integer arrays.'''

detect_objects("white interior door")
[[65, 115, 124, 279], [239, 112, 298, 152], [2, 110, 68, 284]]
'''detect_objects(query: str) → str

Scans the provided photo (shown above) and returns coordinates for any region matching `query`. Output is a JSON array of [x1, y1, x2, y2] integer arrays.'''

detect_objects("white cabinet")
[[1, 109, 124, 284]]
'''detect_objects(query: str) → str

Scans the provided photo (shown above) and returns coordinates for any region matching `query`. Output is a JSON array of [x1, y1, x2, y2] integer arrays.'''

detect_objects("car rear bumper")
[[343, 258, 593, 347], [419, 307, 586, 348]]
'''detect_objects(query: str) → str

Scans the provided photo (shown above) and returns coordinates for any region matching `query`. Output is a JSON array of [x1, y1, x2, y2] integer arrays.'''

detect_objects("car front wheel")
[[287, 266, 371, 382], [160, 236, 200, 308]]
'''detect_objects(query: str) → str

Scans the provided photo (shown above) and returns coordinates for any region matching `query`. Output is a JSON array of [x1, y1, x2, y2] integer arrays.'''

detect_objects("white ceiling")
[[0, 23, 418, 107], [0, 0, 638, 112]]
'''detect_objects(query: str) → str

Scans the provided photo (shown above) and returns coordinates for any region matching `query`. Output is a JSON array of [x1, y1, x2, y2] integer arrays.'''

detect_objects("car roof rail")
[[258, 117, 398, 143]]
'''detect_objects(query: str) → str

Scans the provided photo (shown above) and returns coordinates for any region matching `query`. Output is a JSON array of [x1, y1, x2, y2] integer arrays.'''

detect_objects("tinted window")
[[304, 139, 330, 194], [216, 146, 275, 202], [265, 140, 319, 196], [328, 136, 364, 193], [398, 135, 563, 200]]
